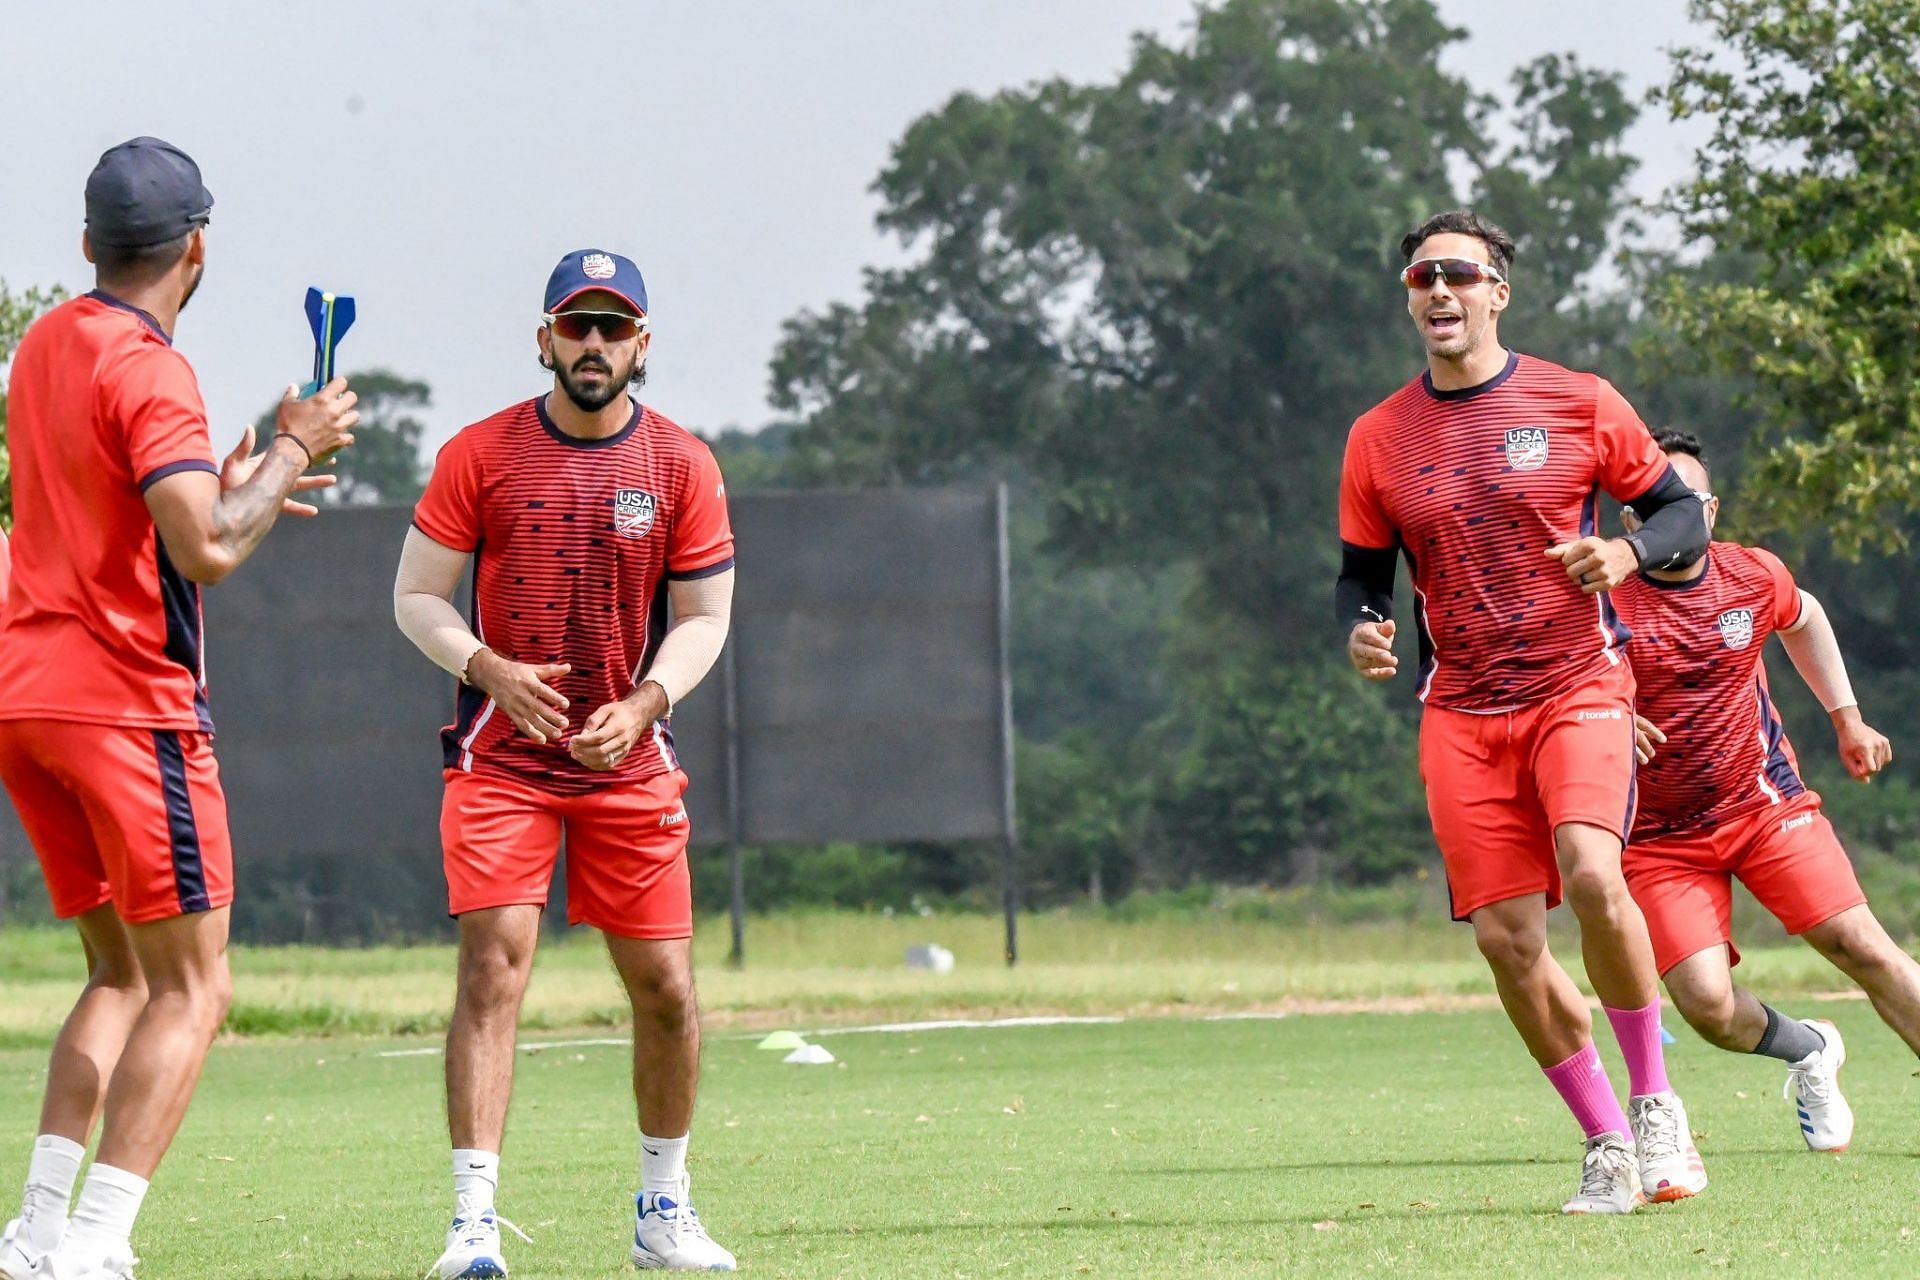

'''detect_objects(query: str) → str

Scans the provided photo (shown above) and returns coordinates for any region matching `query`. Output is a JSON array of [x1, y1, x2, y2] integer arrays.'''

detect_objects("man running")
[[0, 137, 355, 1280], [1337, 210, 1711, 1213], [1618, 428, 1920, 1153], [395, 249, 737, 1275]]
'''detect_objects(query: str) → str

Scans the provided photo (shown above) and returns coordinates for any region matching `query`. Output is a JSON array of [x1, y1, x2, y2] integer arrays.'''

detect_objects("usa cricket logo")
[[1504, 427, 1549, 472], [582, 252, 617, 280], [613, 488, 657, 539], [1718, 608, 1755, 651]]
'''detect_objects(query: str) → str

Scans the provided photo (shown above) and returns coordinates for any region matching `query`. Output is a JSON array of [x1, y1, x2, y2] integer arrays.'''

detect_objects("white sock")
[[63, 1163, 147, 1255], [18, 1134, 84, 1251], [640, 1133, 688, 1197], [452, 1149, 498, 1215]]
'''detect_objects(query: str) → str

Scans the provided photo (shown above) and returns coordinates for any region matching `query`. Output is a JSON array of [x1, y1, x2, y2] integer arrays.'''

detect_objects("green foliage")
[[1659, 0, 1920, 554], [0, 282, 70, 529], [255, 367, 430, 504], [762, 0, 1643, 895]]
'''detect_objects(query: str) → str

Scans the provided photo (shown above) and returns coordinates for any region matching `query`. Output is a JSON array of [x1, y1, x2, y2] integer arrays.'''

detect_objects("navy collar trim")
[[1422, 349, 1518, 402], [1640, 550, 1715, 592], [534, 394, 642, 449], [86, 289, 172, 346]]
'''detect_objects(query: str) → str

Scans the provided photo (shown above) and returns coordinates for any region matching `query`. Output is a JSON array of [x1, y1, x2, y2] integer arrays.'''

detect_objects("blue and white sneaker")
[[1785, 1019, 1852, 1152], [429, 1196, 529, 1279], [631, 1177, 735, 1271]]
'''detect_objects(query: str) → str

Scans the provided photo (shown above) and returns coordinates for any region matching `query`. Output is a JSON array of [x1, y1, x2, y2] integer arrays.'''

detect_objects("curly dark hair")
[[1400, 210, 1515, 279]]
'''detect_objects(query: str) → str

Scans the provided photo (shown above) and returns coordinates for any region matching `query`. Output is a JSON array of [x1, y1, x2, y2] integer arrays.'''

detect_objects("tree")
[[254, 368, 430, 504], [1658, 0, 1920, 555], [764, 0, 1644, 889], [0, 283, 69, 529]]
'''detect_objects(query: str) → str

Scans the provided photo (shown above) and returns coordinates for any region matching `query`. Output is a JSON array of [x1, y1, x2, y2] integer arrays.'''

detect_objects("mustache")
[[571, 355, 612, 374]]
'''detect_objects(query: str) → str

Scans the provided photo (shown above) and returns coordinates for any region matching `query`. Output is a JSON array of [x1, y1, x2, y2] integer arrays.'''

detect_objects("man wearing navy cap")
[[395, 250, 737, 1273], [0, 137, 354, 1280]]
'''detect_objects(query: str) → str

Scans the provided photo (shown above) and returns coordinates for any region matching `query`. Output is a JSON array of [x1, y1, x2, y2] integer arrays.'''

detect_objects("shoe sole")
[[631, 1246, 735, 1271], [450, 1263, 507, 1279]]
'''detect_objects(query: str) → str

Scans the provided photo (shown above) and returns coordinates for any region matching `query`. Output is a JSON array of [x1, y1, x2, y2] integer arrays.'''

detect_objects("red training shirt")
[[1339, 351, 1672, 711], [0, 293, 218, 731], [413, 396, 733, 793], [1614, 541, 1809, 838]]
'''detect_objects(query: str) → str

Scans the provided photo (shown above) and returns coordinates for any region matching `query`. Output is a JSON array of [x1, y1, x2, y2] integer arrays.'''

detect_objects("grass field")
[[2, 915, 1919, 1277]]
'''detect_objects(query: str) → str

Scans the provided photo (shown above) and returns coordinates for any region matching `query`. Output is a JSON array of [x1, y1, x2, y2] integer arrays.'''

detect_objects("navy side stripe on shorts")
[[152, 730, 210, 913]]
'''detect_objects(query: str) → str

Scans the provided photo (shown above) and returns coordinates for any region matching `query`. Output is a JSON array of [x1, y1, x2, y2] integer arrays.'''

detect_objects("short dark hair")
[[1400, 210, 1515, 279], [1651, 427, 1708, 474], [92, 231, 192, 289]]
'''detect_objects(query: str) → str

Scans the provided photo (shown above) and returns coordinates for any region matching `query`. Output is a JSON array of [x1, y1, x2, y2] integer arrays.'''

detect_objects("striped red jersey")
[[1614, 542, 1808, 838], [1339, 352, 1672, 711], [413, 397, 734, 793]]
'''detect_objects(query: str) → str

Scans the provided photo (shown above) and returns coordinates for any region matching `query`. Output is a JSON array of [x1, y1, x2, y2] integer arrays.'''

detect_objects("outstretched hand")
[[221, 424, 336, 516]]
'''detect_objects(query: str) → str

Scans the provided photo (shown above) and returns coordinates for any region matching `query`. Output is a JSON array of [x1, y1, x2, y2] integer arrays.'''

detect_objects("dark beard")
[[178, 263, 204, 313], [555, 355, 629, 412]]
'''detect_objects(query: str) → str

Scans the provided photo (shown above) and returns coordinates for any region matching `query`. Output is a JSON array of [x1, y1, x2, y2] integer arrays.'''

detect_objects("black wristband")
[[274, 432, 314, 465]]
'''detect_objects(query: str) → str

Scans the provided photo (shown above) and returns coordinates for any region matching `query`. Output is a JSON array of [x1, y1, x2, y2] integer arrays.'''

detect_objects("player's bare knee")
[[626, 967, 696, 1033], [1473, 918, 1546, 977], [1560, 864, 1630, 923], [456, 940, 532, 1015]]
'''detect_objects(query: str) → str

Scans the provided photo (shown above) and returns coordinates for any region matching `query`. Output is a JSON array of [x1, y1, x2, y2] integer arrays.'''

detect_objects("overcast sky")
[[1, 1, 1709, 454]]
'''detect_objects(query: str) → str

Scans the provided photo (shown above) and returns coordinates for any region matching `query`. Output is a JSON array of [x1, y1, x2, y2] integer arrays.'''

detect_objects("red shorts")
[[1420, 659, 1638, 920], [1624, 791, 1864, 974], [0, 719, 233, 923], [441, 767, 693, 939]]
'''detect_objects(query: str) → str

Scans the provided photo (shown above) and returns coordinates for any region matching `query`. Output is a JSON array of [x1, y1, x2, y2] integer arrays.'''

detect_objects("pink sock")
[[1542, 1041, 1630, 1140], [1603, 1000, 1671, 1098]]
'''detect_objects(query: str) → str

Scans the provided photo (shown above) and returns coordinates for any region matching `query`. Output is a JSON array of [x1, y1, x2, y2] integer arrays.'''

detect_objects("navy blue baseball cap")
[[85, 137, 214, 249], [544, 249, 647, 317]]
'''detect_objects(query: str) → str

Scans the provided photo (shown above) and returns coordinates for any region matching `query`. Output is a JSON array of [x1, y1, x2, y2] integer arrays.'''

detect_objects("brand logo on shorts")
[[1504, 427, 1549, 472], [1717, 608, 1755, 651], [582, 252, 617, 280], [659, 806, 687, 828], [1780, 813, 1814, 834], [1577, 709, 1623, 721], [613, 488, 657, 539]]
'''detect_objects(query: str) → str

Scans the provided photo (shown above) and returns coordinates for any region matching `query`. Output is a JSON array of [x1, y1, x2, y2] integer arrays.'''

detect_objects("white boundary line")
[[373, 1015, 1148, 1059]]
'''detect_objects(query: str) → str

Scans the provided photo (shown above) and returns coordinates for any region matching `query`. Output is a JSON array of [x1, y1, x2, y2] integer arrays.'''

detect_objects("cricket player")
[[394, 249, 736, 1274], [1337, 210, 1712, 1213], [1617, 429, 1920, 1152], [0, 137, 356, 1280]]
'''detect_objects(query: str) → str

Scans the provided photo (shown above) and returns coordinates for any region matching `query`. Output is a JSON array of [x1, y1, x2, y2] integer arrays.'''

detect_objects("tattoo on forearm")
[[211, 436, 306, 562]]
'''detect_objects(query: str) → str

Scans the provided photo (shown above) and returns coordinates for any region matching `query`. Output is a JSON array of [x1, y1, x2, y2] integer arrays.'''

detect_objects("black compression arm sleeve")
[[1622, 466, 1709, 571], [1335, 541, 1397, 630]]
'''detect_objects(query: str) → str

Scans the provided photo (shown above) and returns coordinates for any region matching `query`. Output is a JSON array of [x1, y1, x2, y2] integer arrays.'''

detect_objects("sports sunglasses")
[[1399, 257, 1506, 290], [543, 310, 648, 342]]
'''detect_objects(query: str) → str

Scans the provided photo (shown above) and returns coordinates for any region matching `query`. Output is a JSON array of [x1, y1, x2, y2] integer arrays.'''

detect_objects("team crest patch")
[[1504, 427, 1549, 471], [1718, 608, 1754, 651], [582, 252, 617, 280], [613, 488, 658, 539]]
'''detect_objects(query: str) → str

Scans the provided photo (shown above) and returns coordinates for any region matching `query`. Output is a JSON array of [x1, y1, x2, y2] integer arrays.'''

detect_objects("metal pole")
[[994, 483, 1020, 967], [722, 636, 747, 968]]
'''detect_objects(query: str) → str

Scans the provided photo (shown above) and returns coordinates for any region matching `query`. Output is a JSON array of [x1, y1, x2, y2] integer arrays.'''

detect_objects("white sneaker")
[[1785, 1019, 1852, 1152], [27, 1244, 138, 1279], [429, 1196, 529, 1279], [1, 1200, 67, 1279], [0, 1220, 50, 1280], [1629, 1090, 1708, 1202], [1561, 1132, 1641, 1214], [632, 1177, 736, 1271]]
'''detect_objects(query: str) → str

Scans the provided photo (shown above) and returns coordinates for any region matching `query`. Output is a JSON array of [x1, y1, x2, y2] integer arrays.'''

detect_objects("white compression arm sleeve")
[[641, 568, 734, 709], [393, 525, 484, 680], [1777, 589, 1858, 714]]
